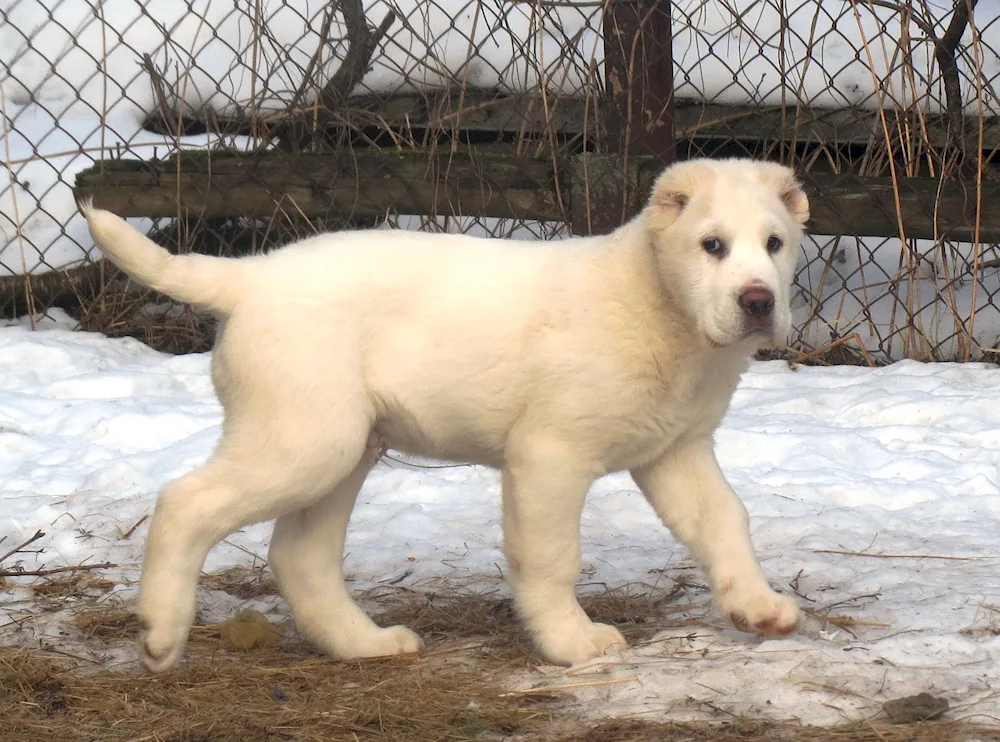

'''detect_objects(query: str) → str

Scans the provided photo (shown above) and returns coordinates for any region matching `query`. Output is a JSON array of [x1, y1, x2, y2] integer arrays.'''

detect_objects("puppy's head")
[[643, 158, 808, 350]]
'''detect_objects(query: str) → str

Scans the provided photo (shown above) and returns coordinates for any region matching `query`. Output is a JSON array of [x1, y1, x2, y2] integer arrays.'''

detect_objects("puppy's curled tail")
[[79, 199, 243, 314]]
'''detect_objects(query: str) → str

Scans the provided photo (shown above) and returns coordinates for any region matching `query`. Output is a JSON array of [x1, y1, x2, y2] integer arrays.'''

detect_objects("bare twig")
[[0, 530, 45, 566], [815, 593, 883, 614], [501, 677, 637, 696], [813, 549, 987, 561], [802, 608, 891, 638], [221, 540, 268, 566], [119, 514, 149, 541], [801, 591, 887, 637], [0, 562, 117, 579], [279, 0, 394, 149], [788, 332, 876, 367], [141, 53, 175, 132], [860, 0, 935, 38], [0, 76, 36, 322], [856, 0, 977, 153], [788, 569, 817, 603], [286, 1, 342, 112]]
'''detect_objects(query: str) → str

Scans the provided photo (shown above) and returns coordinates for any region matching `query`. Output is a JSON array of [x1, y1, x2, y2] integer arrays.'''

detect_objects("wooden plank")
[[267, 91, 1000, 151], [344, 91, 591, 137], [74, 151, 568, 222], [677, 104, 1000, 152], [799, 172, 1000, 243], [633, 163, 1000, 242], [74, 151, 1000, 242]]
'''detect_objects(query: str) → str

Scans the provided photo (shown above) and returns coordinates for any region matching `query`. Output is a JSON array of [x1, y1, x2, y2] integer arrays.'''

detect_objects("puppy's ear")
[[646, 160, 713, 228], [756, 163, 810, 225], [650, 189, 689, 223]]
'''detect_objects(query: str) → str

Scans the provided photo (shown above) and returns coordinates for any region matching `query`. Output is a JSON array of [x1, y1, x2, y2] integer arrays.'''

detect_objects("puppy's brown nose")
[[738, 286, 774, 319]]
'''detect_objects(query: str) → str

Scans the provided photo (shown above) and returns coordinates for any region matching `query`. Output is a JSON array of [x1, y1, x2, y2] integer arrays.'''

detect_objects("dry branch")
[[0, 562, 117, 579], [788, 333, 876, 367], [318, 0, 396, 112], [140, 52, 174, 132], [502, 676, 637, 696], [0, 530, 45, 566], [812, 549, 987, 561], [934, 0, 979, 152], [280, 0, 395, 150], [118, 514, 149, 541]]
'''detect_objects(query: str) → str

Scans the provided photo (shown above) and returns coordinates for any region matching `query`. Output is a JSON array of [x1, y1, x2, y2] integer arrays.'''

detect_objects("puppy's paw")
[[139, 618, 190, 674], [724, 590, 799, 637], [534, 621, 628, 666], [339, 625, 424, 660]]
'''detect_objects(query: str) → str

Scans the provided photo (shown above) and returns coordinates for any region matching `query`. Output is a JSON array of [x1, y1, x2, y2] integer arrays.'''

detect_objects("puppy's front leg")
[[502, 442, 627, 665], [632, 437, 799, 637]]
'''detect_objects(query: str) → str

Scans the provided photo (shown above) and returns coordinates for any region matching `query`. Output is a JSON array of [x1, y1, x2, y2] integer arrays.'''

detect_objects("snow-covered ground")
[[1, 316, 998, 725]]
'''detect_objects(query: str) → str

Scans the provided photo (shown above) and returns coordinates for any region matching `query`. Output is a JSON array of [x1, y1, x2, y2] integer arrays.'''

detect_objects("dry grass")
[[5, 641, 998, 742], [0, 644, 556, 742], [29, 573, 114, 600], [72, 605, 142, 641], [571, 719, 1000, 741], [202, 565, 280, 600], [3, 568, 999, 741]]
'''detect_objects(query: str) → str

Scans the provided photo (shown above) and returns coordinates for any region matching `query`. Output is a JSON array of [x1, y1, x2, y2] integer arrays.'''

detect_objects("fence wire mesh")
[[0, 0, 998, 362]]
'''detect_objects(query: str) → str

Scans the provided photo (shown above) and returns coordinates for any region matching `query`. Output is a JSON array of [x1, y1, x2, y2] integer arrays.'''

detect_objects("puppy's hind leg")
[[268, 444, 423, 660], [137, 395, 373, 674]]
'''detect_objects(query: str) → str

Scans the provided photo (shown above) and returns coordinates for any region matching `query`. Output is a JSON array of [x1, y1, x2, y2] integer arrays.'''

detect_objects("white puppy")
[[80, 157, 809, 674]]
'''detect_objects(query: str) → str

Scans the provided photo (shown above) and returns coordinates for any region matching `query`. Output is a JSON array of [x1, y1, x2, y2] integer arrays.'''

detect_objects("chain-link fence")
[[1, 0, 998, 362]]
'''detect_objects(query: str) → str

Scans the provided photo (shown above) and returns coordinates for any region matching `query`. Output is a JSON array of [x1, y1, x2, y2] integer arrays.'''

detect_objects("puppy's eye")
[[702, 237, 725, 256], [766, 235, 783, 254]]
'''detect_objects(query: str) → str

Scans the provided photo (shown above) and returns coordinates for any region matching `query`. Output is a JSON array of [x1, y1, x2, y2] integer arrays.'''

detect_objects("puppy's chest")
[[600, 375, 730, 471]]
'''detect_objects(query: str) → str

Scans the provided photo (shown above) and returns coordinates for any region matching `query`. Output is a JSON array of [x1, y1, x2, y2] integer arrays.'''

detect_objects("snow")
[[673, 0, 1000, 113], [4, 0, 997, 117], [1, 320, 999, 725], [0, 107, 258, 274]]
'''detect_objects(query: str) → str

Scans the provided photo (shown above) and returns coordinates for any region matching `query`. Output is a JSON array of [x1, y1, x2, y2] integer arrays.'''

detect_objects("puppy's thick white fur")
[[80, 157, 809, 673]]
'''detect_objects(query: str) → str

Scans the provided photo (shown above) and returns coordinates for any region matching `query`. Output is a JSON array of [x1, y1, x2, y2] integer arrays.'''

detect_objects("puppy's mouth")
[[743, 325, 773, 341], [707, 327, 774, 350]]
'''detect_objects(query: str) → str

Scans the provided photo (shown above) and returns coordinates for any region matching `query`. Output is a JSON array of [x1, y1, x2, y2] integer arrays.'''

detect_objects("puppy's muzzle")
[[738, 284, 775, 335]]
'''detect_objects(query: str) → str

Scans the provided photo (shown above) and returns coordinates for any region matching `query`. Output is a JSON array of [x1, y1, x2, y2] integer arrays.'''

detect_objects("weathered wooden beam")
[[800, 172, 1000, 243], [73, 151, 1000, 243], [74, 151, 568, 222], [633, 162, 1000, 243], [217, 91, 1000, 151], [347, 92, 591, 138], [0, 261, 107, 317]]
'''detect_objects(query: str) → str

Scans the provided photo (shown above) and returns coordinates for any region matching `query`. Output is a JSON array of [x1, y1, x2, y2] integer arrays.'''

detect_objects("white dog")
[[80, 157, 809, 674]]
